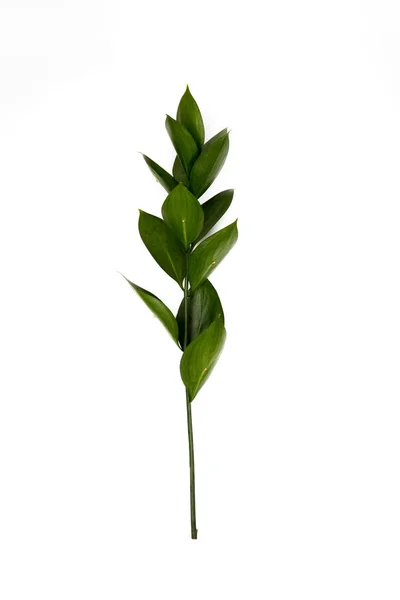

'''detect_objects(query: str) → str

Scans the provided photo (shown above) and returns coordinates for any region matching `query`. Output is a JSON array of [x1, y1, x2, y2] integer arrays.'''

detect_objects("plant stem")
[[186, 389, 197, 539], [184, 248, 197, 539]]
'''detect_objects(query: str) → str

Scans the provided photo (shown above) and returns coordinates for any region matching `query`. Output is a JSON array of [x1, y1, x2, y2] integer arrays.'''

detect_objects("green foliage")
[[180, 318, 226, 401], [189, 220, 238, 291], [176, 279, 224, 349], [162, 183, 204, 249], [177, 85, 205, 149], [122, 276, 179, 344], [138, 210, 185, 287], [197, 189, 234, 241], [131, 87, 238, 397], [172, 155, 189, 187], [190, 129, 230, 198], [165, 115, 199, 176], [142, 154, 178, 192]]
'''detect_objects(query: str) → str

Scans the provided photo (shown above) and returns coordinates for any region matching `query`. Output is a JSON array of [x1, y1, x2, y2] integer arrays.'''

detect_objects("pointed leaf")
[[122, 276, 179, 344], [162, 183, 204, 249], [180, 318, 226, 401], [204, 128, 228, 146], [177, 86, 205, 149], [189, 220, 238, 290], [172, 155, 189, 187], [177, 279, 224, 348], [197, 189, 234, 241], [138, 210, 185, 287], [142, 154, 178, 192], [165, 115, 199, 176], [190, 130, 229, 198]]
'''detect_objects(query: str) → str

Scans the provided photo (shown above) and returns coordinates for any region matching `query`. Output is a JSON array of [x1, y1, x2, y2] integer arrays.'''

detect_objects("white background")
[[1, 1, 399, 598]]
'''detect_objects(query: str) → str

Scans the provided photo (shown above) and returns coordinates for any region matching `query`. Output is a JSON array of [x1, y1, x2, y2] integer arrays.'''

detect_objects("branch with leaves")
[[122, 87, 238, 539]]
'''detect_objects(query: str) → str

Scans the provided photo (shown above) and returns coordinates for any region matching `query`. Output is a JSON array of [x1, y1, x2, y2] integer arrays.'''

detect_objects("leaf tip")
[[118, 271, 134, 288]]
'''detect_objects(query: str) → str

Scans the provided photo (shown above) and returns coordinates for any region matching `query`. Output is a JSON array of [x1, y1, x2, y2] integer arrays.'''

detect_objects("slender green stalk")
[[184, 248, 197, 539], [186, 389, 197, 539]]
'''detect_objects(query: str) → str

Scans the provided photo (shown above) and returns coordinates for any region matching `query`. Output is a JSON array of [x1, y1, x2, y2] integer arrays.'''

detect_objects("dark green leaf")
[[197, 189, 234, 241], [162, 183, 204, 249], [180, 318, 226, 401], [176, 279, 224, 348], [142, 154, 178, 192], [177, 85, 205, 149], [189, 220, 238, 290], [172, 155, 189, 187], [190, 130, 229, 198], [165, 115, 199, 176], [122, 276, 179, 344], [138, 210, 185, 287]]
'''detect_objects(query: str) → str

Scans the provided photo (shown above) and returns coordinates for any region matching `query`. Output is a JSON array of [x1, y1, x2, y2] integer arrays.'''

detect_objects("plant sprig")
[[123, 86, 238, 539]]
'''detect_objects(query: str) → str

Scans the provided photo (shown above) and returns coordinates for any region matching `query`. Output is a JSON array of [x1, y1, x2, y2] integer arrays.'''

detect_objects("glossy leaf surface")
[[142, 154, 178, 192], [177, 86, 205, 149], [198, 189, 234, 241], [180, 318, 226, 401], [189, 220, 238, 290], [122, 276, 179, 344], [138, 210, 185, 287], [162, 183, 204, 249], [172, 155, 189, 187], [176, 279, 224, 348], [190, 130, 229, 198], [165, 115, 199, 176]]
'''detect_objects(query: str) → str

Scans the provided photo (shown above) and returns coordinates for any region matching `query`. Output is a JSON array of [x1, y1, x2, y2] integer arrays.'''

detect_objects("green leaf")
[[180, 318, 226, 401], [142, 154, 178, 192], [165, 115, 199, 176], [177, 86, 205, 149], [204, 128, 228, 146], [197, 189, 234, 241], [176, 279, 224, 349], [162, 183, 204, 249], [138, 210, 185, 287], [190, 129, 229, 198], [189, 220, 238, 290], [122, 276, 179, 345], [172, 155, 189, 187]]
